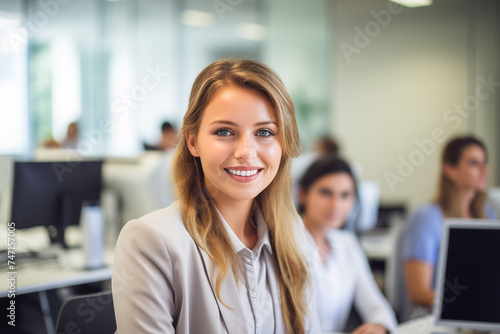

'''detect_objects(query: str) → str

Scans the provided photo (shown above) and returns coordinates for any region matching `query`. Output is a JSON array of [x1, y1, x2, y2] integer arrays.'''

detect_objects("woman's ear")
[[298, 187, 306, 206], [185, 130, 200, 157], [443, 163, 456, 182]]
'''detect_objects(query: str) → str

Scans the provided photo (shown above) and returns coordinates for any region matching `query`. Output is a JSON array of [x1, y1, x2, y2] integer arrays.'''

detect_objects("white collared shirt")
[[218, 207, 276, 334], [312, 229, 397, 333]]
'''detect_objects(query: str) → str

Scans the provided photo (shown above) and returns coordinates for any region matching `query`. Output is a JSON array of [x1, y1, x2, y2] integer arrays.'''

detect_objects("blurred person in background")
[[298, 156, 397, 334], [158, 121, 177, 150], [61, 121, 79, 149], [314, 135, 340, 157], [144, 121, 178, 151], [291, 135, 341, 201], [399, 135, 497, 321], [41, 121, 79, 149]]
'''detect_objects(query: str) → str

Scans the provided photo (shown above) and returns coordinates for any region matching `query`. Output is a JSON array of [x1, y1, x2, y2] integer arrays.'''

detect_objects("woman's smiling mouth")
[[224, 167, 263, 182]]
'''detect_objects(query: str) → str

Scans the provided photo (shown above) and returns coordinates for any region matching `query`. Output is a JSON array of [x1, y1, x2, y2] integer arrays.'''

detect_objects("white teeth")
[[227, 169, 259, 177]]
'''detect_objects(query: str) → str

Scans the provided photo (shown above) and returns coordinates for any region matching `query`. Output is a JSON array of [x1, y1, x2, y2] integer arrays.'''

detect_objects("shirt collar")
[[325, 228, 337, 247], [216, 203, 273, 256]]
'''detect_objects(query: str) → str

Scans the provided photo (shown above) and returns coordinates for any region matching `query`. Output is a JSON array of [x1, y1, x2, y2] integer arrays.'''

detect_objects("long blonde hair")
[[172, 59, 309, 333], [435, 136, 488, 218]]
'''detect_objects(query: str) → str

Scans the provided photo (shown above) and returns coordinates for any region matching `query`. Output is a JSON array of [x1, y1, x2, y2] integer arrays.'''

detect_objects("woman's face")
[[446, 144, 488, 192], [301, 172, 356, 229], [186, 85, 282, 204]]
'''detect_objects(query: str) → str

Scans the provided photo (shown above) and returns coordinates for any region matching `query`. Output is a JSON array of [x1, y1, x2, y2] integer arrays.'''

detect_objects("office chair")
[[55, 291, 116, 334], [384, 219, 405, 319]]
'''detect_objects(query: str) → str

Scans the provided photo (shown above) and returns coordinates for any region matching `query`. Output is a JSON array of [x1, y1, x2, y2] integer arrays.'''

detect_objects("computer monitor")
[[10, 160, 103, 247], [434, 219, 500, 332]]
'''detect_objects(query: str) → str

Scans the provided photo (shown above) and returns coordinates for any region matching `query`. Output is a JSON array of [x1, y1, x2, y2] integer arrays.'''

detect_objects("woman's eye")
[[319, 189, 332, 197], [468, 160, 483, 167], [215, 129, 232, 136], [341, 192, 353, 199], [256, 129, 274, 137]]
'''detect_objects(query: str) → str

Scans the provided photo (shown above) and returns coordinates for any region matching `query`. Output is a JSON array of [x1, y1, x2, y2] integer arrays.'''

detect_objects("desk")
[[396, 315, 451, 334], [359, 231, 395, 261], [0, 248, 114, 297], [395, 315, 500, 334], [326, 315, 500, 334], [0, 247, 114, 334]]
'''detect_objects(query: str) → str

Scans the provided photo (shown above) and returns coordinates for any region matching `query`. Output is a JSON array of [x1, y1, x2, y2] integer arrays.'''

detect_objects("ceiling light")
[[181, 10, 215, 28], [237, 23, 267, 41], [389, 0, 432, 7]]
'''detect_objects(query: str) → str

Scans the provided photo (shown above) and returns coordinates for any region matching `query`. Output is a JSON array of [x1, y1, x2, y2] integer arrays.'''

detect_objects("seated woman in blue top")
[[400, 135, 496, 320], [298, 156, 397, 334]]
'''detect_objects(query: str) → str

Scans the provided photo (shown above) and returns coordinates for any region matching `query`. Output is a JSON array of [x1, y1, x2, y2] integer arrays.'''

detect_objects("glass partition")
[[0, 0, 331, 156]]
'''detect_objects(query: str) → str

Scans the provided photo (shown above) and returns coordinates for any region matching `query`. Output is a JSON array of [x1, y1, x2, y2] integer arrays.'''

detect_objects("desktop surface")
[[0, 226, 114, 298]]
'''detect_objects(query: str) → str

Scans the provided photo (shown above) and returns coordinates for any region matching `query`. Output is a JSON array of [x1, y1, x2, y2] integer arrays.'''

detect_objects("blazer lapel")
[[197, 246, 249, 334]]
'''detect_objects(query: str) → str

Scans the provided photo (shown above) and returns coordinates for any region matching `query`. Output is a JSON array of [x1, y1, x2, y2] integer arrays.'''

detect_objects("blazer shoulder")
[[121, 201, 195, 250], [137, 201, 183, 226]]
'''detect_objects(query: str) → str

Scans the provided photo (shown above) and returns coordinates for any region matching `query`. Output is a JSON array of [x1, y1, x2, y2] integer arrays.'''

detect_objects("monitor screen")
[[10, 161, 103, 246], [434, 220, 500, 331]]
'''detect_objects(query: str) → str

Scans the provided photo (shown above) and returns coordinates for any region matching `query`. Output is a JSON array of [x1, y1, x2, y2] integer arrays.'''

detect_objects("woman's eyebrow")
[[254, 121, 278, 127], [208, 120, 278, 127], [209, 120, 238, 126]]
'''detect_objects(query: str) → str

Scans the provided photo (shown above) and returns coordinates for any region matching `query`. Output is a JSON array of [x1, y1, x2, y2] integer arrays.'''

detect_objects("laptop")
[[433, 219, 500, 332]]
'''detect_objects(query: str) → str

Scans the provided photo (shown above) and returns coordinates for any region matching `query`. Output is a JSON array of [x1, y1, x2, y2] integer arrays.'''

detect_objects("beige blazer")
[[112, 201, 321, 334]]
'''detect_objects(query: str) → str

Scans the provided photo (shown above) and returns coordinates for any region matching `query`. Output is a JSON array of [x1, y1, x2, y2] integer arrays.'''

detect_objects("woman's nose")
[[481, 163, 488, 175], [329, 196, 339, 210], [234, 134, 256, 161]]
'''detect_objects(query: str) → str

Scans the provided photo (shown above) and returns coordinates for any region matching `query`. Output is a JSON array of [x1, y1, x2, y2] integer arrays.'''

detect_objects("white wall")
[[331, 0, 499, 211]]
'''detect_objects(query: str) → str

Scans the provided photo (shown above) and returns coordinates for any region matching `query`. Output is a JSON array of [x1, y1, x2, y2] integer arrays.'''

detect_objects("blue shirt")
[[401, 203, 497, 270]]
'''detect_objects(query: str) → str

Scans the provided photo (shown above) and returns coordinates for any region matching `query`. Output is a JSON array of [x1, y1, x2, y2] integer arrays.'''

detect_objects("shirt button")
[[250, 291, 257, 298]]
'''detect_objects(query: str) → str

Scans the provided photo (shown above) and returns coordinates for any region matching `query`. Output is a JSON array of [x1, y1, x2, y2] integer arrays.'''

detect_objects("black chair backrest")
[[55, 291, 116, 334]]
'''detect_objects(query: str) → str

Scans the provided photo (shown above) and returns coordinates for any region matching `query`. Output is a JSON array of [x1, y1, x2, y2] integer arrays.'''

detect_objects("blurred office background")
[[1, 0, 498, 212], [0, 0, 499, 333]]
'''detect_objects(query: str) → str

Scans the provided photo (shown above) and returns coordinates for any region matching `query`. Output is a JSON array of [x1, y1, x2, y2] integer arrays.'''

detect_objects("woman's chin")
[[476, 182, 488, 192], [326, 220, 344, 229]]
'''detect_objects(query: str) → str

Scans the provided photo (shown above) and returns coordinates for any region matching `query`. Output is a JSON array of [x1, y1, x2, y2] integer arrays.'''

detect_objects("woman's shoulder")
[[119, 201, 195, 249], [328, 228, 353, 240], [137, 201, 183, 226], [327, 229, 360, 250], [408, 203, 443, 224], [414, 202, 442, 216], [326, 230, 368, 267], [402, 203, 443, 239]]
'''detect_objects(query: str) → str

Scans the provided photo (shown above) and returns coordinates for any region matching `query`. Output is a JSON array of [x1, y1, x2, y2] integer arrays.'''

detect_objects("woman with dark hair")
[[400, 135, 496, 320], [298, 156, 397, 334]]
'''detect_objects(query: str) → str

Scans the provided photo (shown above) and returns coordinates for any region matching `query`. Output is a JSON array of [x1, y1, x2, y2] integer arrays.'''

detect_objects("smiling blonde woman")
[[112, 59, 321, 334]]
